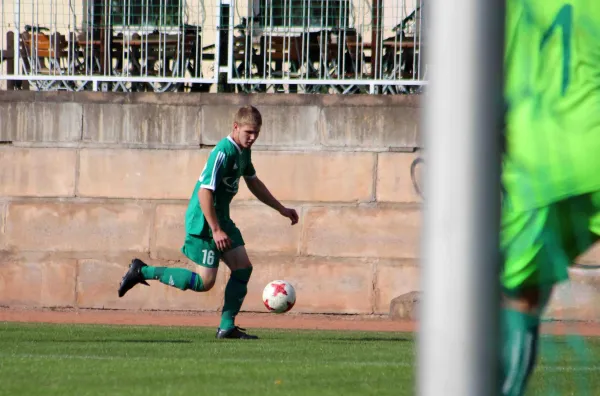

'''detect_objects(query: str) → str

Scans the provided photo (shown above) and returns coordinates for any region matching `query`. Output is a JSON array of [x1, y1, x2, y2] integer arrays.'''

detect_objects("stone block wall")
[[1, 91, 599, 321], [0, 92, 423, 316]]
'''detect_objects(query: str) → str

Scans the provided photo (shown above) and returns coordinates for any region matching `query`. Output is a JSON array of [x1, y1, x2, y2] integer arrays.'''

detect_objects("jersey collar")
[[227, 135, 242, 154]]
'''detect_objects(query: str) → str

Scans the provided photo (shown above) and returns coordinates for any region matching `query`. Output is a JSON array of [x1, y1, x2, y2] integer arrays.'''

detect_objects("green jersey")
[[184, 136, 256, 236], [503, 0, 600, 211]]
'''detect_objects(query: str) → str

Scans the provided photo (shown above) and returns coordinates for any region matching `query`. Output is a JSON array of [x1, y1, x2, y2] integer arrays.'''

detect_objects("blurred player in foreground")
[[500, 0, 600, 394]]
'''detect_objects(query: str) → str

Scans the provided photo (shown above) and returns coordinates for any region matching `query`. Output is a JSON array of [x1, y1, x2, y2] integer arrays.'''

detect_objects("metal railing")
[[228, 0, 426, 94], [0, 0, 426, 93]]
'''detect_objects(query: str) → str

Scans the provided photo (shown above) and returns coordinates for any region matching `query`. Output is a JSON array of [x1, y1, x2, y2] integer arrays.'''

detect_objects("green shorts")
[[181, 220, 245, 269], [501, 190, 600, 293]]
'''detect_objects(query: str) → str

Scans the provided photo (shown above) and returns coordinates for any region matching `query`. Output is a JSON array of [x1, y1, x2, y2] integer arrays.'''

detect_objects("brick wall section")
[[0, 91, 598, 320]]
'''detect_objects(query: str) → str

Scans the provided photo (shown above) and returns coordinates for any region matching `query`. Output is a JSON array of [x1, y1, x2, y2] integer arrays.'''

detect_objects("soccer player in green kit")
[[500, 0, 600, 394], [117, 105, 299, 339]]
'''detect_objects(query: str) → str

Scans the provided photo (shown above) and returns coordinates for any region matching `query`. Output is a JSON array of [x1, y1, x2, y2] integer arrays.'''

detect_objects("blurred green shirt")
[[503, 0, 600, 210]]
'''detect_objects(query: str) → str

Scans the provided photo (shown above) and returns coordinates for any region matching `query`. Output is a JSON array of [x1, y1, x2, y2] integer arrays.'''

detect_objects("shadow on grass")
[[323, 337, 413, 343], [49, 339, 193, 344]]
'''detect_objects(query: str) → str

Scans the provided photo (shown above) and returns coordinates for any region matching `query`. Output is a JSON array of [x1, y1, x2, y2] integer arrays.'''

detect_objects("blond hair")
[[234, 105, 262, 128]]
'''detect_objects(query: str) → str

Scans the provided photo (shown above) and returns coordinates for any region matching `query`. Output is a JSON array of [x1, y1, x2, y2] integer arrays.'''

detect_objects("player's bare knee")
[[222, 246, 253, 271], [202, 276, 216, 291], [194, 266, 218, 291], [229, 260, 252, 272]]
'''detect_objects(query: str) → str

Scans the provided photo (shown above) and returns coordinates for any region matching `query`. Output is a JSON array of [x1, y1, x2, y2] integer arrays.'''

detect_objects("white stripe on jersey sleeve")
[[200, 151, 225, 191]]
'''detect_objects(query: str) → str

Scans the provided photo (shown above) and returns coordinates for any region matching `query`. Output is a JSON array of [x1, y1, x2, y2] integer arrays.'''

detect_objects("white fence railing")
[[0, 0, 426, 94]]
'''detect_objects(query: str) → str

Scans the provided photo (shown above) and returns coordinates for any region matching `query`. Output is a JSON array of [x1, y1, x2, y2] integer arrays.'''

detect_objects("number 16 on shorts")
[[180, 234, 222, 269], [202, 249, 215, 266]]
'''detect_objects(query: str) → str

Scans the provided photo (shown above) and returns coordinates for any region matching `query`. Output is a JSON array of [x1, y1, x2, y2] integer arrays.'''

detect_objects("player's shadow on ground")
[[327, 337, 412, 342], [50, 339, 193, 344]]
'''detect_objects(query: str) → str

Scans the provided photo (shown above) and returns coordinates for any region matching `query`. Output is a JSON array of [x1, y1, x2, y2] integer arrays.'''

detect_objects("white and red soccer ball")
[[262, 280, 296, 313]]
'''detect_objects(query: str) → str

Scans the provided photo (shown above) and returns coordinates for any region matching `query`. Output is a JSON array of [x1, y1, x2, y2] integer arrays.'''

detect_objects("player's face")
[[234, 123, 260, 148]]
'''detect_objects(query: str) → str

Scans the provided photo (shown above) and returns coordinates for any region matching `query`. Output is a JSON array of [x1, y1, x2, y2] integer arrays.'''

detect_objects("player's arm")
[[198, 189, 231, 250], [198, 149, 232, 251], [244, 175, 299, 225]]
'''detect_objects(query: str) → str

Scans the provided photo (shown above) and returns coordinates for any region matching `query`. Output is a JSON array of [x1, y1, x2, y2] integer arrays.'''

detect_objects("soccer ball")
[[262, 280, 296, 313]]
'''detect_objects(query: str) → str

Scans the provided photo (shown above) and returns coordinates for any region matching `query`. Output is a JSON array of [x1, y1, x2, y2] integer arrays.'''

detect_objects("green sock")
[[219, 267, 253, 330], [500, 308, 540, 396], [140, 266, 204, 292]]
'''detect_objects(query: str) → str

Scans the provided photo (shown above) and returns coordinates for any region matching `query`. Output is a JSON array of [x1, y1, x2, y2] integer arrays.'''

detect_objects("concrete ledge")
[[0, 91, 421, 107], [82, 103, 201, 146], [202, 105, 320, 146], [0, 101, 82, 142], [0, 92, 422, 149], [321, 105, 419, 148]]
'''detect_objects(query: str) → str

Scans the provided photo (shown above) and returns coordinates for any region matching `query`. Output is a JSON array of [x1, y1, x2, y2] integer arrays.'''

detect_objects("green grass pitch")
[[0, 321, 599, 395]]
